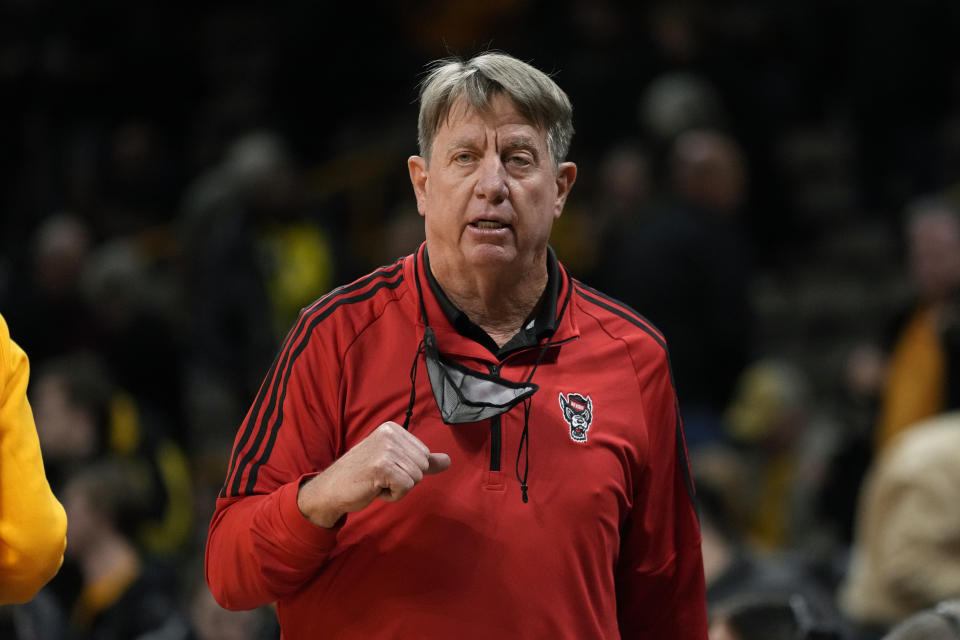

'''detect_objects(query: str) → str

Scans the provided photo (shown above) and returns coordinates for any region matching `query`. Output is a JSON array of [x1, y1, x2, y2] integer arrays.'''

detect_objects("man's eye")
[[455, 153, 473, 163], [507, 155, 532, 166]]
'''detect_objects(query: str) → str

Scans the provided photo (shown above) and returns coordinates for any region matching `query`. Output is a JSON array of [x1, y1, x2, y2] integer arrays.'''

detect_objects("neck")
[[431, 252, 549, 348]]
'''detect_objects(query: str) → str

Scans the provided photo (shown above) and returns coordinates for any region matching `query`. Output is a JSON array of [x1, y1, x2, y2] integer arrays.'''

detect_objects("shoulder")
[[571, 279, 669, 359], [881, 412, 960, 479], [570, 279, 676, 392], [296, 258, 410, 345]]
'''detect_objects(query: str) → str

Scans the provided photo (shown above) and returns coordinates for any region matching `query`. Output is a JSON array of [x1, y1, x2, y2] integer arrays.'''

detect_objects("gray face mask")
[[421, 327, 538, 425], [402, 250, 569, 503]]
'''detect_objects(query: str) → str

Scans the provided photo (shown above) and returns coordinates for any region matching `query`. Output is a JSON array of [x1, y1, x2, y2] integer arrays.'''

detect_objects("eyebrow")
[[445, 136, 483, 152], [500, 136, 540, 159], [443, 134, 541, 159]]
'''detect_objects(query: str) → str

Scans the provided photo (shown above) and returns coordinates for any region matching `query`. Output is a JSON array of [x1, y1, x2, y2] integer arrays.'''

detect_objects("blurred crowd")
[[3, 1, 960, 639]]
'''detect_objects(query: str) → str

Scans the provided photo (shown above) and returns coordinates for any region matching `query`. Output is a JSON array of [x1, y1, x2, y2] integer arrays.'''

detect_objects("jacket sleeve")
[[0, 314, 68, 604], [205, 311, 346, 610], [616, 341, 707, 639]]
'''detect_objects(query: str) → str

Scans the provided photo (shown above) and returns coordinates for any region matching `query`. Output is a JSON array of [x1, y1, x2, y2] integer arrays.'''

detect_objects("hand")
[[297, 421, 451, 527]]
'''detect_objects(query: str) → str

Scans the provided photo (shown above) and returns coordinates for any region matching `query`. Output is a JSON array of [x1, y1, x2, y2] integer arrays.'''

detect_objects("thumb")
[[425, 452, 451, 474]]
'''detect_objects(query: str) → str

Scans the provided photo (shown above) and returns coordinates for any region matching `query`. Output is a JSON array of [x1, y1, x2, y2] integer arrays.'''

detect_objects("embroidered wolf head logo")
[[559, 392, 593, 443]]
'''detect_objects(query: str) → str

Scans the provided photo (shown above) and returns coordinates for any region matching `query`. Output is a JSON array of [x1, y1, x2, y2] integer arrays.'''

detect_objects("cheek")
[[517, 181, 561, 220]]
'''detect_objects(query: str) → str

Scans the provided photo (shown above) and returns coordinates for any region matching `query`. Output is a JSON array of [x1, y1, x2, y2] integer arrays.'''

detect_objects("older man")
[[206, 52, 706, 639]]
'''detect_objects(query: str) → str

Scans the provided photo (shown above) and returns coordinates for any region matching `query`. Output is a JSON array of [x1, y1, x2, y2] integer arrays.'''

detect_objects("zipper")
[[482, 336, 578, 474], [487, 362, 502, 471], [484, 337, 577, 472]]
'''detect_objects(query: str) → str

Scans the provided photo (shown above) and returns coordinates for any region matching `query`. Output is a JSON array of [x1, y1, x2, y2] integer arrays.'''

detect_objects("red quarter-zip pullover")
[[206, 244, 707, 639]]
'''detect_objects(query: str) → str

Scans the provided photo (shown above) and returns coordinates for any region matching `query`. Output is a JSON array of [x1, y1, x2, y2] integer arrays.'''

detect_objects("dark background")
[[3, 1, 960, 638]]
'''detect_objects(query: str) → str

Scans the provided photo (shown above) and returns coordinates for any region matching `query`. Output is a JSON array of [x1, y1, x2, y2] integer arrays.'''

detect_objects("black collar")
[[423, 247, 562, 358]]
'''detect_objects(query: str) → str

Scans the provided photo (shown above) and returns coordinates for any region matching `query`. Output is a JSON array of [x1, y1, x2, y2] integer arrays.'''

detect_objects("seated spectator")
[[32, 352, 192, 556], [710, 592, 841, 640], [186, 576, 278, 640], [876, 199, 960, 452], [61, 460, 181, 639], [840, 412, 960, 631], [599, 129, 754, 446], [695, 447, 838, 616], [722, 359, 838, 552]]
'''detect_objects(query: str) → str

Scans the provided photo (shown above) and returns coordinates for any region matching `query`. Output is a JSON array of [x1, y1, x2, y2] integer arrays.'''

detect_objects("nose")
[[474, 154, 508, 204]]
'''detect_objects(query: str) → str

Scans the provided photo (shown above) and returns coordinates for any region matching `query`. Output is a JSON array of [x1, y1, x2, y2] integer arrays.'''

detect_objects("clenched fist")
[[297, 422, 451, 528]]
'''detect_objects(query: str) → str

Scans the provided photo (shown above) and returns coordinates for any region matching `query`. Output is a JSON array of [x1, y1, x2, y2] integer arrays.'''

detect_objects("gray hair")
[[416, 52, 574, 169]]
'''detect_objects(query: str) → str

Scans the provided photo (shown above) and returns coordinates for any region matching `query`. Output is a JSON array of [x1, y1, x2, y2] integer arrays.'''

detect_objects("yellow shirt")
[[876, 305, 946, 452], [0, 312, 68, 603]]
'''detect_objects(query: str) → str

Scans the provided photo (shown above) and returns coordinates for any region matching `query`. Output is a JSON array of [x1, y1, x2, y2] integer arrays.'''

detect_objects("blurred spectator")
[[881, 600, 960, 640], [722, 359, 837, 551], [32, 352, 193, 556], [82, 237, 187, 443], [696, 456, 836, 610], [186, 577, 278, 640], [586, 141, 655, 283], [875, 199, 960, 451], [818, 343, 887, 545], [596, 142, 654, 220], [600, 128, 753, 445], [97, 119, 179, 238], [2, 214, 95, 363], [839, 412, 960, 632], [710, 592, 841, 640], [639, 73, 725, 146], [60, 460, 182, 640], [179, 131, 338, 454], [0, 313, 67, 605]]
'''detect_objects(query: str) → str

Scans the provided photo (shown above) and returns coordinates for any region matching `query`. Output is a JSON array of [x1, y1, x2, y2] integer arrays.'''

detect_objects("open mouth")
[[469, 220, 509, 229]]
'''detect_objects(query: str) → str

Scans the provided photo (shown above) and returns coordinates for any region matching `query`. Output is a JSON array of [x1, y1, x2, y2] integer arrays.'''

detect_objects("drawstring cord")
[[402, 338, 427, 431], [513, 281, 572, 503], [516, 398, 532, 503], [514, 329, 555, 503], [410, 247, 575, 503]]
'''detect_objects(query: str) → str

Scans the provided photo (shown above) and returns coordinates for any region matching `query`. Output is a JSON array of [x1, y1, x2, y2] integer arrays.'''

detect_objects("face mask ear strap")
[[403, 250, 432, 431], [402, 331, 430, 430], [523, 274, 573, 384]]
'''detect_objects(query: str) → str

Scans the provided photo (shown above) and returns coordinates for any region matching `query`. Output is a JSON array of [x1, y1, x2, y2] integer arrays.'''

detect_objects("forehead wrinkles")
[[443, 95, 539, 134], [441, 100, 544, 152]]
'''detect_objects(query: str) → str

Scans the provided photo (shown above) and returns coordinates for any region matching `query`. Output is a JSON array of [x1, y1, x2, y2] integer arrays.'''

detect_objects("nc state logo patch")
[[559, 392, 593, 443]]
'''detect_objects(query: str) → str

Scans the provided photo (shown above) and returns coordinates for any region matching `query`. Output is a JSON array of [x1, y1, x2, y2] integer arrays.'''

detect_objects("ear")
[[553, 162, 578, 219], [408, 156, 429, 217]]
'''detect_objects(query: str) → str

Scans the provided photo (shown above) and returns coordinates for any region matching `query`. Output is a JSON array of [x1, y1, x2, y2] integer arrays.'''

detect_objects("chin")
[[464, 243, 518, 268]]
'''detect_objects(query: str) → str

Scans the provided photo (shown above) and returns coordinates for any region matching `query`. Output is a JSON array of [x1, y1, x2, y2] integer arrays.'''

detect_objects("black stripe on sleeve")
[[572, 281, 665, 342], [572, 283, 667, 352], [221, 262, 403, 498], [235, 274, 405, 496]]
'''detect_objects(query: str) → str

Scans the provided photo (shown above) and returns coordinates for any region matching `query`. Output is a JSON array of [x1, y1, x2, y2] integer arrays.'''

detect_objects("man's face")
[[408, 93, 576, 278]]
